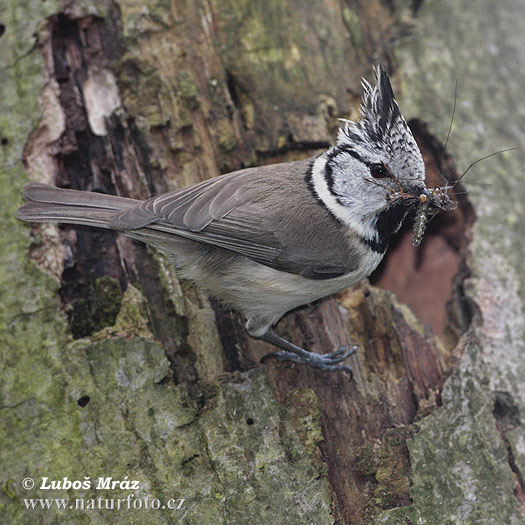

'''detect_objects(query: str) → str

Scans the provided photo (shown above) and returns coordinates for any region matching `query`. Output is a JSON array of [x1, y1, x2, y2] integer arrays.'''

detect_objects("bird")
[[17, 66, 436, 375]]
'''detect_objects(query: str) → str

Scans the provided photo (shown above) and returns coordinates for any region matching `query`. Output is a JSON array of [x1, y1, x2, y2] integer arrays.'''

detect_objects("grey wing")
[[200, 209, 352, 279], [110, 160, 355, 279], [110, 170, 244, 231]]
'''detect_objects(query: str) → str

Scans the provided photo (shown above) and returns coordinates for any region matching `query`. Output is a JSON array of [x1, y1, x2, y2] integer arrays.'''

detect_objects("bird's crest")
[[338, 66, 411, 151]]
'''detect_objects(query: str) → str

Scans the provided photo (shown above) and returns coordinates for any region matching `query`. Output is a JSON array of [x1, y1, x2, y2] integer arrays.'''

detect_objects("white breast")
[[200, 248, 384, 336]]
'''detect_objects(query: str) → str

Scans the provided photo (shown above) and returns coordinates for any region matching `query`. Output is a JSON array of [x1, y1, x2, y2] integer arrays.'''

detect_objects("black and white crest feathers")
[[338, 66, 405, 148], [336, 66, 425, 183]]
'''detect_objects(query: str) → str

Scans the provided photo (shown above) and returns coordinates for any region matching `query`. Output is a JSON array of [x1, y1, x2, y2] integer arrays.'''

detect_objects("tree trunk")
[[1, 0, 524, 523]]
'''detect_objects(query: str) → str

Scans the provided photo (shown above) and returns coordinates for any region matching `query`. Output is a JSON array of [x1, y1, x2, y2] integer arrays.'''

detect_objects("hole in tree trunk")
[[77, 395, 90, 407], [370, 119, 476, 344]]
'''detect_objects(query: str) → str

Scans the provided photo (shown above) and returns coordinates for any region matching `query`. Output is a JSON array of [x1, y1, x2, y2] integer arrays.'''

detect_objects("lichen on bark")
[[376, 0, 525, 522]]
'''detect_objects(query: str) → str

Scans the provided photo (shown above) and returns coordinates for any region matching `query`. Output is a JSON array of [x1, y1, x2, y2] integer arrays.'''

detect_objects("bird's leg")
[[259, 330, 356, 374]]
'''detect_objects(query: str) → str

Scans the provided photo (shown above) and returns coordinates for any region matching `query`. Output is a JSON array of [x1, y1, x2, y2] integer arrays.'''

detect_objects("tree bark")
[[1, 0, 524, 524]]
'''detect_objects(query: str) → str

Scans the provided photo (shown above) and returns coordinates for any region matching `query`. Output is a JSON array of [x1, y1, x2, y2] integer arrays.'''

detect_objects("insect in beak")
[[418, 188, 430, 204]]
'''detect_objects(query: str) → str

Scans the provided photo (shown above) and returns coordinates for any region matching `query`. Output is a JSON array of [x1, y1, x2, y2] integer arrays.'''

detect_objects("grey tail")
[[16, 182, 140, 229]]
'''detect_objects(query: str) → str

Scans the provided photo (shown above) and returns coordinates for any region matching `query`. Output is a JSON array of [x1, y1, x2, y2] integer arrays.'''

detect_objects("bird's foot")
[[257, 330, 357, 375], [261, 344, 356, 374]]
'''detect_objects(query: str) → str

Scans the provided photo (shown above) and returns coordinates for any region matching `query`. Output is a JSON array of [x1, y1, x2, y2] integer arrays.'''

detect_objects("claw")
[[260, 342, 356, 375], [262, 350, 354, 375], [329, 346, 347, 358], [259, 331, 357, 376], [325, 345, 357, 361]]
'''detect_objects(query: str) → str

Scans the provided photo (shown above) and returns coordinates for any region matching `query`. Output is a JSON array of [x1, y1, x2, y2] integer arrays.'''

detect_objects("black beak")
[[405, 183, 430, 201]]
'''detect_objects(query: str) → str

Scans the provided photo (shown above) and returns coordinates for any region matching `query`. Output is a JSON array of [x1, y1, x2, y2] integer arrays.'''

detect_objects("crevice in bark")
[[209, 299, 245, 373], [493, 391, 525, 516], [30, 12, 200, 385], [49, 14, 128, 336], [132, 243, 197, 386], [225, 70, 241, 114]]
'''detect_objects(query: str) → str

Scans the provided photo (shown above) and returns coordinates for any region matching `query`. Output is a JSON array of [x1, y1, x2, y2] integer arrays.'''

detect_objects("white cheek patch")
[[311, 156, 379, 242]]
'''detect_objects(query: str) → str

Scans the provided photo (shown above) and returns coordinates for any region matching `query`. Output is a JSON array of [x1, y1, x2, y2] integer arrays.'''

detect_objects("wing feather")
[[110, 159, 359, 279]]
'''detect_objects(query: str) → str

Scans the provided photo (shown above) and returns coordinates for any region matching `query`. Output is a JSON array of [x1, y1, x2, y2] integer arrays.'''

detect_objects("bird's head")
[[309, 67, 428, 252]]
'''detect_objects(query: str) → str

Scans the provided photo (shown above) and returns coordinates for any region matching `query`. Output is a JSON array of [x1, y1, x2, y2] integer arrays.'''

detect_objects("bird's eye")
[[370, 164, 389, 179]]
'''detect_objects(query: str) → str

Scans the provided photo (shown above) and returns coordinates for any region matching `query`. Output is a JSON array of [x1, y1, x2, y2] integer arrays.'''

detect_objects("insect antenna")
[[437, 76, 461, 184], [363, 177, 393, 191], [450, 146, 524, 191], [442, 78, 460, 156]]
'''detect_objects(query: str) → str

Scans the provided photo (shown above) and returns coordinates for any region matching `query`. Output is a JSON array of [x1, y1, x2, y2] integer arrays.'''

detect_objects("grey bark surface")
[[0, 0, 524, 524], [378, 1, 525, 522]]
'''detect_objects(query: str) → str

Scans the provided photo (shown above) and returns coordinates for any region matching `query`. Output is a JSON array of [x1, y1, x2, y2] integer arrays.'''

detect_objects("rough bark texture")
[[0, 0, 524, 524]]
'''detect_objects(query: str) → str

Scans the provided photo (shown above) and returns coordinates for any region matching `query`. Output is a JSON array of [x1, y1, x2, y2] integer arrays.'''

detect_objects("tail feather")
[[17, 182, 141, 229], [21, 182, 138, 209], [16, 202, 117, 229], [16, 182, 233, 265]]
